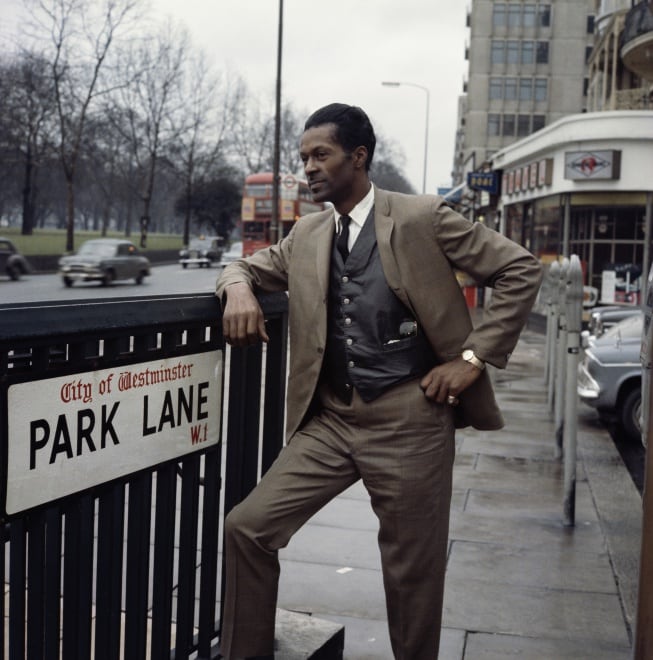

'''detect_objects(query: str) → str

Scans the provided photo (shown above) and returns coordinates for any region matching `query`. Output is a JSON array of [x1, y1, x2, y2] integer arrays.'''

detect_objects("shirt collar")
[[334, 185, 375, 231]]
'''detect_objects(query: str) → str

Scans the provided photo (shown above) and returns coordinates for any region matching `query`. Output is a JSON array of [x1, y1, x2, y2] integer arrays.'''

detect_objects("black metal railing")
[[0, 291, 289, 660]]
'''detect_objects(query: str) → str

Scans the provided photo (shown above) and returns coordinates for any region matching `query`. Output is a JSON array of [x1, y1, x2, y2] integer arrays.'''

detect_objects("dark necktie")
[[337, 215, 351, 261]]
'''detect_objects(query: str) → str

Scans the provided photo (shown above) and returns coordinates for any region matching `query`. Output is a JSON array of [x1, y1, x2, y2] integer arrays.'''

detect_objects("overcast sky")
[[4, 0, 469, 193]]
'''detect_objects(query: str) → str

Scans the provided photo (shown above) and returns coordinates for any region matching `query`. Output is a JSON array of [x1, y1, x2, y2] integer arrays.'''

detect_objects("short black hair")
[[304, 103, 376, 171]]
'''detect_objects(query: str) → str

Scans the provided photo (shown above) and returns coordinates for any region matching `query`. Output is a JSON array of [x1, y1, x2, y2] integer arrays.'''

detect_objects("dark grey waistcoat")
[[323, 208, 436, 403]]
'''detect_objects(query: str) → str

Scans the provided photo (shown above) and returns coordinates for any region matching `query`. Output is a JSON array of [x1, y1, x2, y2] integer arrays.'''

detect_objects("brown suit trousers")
[[220, 378, 455, 659]]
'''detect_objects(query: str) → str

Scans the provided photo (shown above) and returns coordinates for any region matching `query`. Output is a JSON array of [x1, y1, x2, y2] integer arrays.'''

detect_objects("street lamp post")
[[381, 81, 431, 194]]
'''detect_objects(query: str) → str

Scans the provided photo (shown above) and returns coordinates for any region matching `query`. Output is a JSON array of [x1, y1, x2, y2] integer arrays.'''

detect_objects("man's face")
[[299, 123, 357, 208]]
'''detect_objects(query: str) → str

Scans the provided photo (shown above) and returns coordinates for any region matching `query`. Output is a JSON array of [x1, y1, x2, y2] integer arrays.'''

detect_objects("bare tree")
[[23, 0, 142, 251], [168, 54, 241, 245], [113, 21, 188, 247], [0, 53, 58, 234]]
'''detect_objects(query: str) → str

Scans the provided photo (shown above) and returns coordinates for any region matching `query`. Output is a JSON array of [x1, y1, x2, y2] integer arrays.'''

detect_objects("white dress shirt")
[[333, 185, 375, 253]]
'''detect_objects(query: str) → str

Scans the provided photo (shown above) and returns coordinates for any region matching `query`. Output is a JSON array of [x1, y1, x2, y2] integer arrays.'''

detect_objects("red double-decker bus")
[[241, 172, 326, 256]]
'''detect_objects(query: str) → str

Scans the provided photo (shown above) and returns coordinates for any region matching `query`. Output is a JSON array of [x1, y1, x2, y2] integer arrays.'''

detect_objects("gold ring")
[[447, 394, 459, 406]]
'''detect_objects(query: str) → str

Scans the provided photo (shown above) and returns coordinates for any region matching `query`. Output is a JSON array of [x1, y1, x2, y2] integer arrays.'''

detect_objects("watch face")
[[463, 349, 474, 360]]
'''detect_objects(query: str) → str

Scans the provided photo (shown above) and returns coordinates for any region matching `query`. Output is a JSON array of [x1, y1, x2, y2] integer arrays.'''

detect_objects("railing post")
[[544, 261, 559, 389], [547, 261, 561, 412], [554, 258, 569, 458], [563, 255, 583, 527]]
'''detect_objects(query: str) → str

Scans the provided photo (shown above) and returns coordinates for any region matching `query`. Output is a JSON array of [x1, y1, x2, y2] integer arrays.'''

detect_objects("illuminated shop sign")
[[564, 150, 621, 180], [502, 158, 553, 197], [467, 171, 499, 194]]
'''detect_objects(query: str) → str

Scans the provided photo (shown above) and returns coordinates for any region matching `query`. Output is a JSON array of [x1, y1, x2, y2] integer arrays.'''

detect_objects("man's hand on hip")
[[420, 358, 482, 405], [222, 282, 269, 347]]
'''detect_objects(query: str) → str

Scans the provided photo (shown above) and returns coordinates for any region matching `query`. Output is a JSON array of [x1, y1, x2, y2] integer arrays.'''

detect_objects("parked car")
[[0, 237, 32, 280], [58, 239, 151, 287], [220, 241, 243, 266], [179, 236, 224, 268], [582, 304, 642, 348], [578, 312, 643, 441]]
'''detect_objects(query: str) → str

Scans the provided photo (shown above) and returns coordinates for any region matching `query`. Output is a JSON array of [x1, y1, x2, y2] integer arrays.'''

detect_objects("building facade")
[[493, 110, 653, 302], [453, 0, 596, 188]]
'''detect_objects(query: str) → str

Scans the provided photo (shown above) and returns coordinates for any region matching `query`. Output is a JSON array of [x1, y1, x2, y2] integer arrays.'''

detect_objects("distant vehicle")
[[58, 239, 151, 287], [581, 304, 641, 348], [179, 236, 224, 268], [241, 172, 326, 256], [0, 237, 32, 281], [578, 312, 643, 441], [221, 241, 243, 266]]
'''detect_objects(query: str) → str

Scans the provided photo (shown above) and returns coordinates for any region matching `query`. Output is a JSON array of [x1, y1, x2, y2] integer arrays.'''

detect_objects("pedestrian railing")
[[0, 291, 288, 660]]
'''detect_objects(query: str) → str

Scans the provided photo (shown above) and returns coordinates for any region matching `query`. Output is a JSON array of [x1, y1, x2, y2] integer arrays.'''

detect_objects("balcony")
[[621, 1, 653, 81]]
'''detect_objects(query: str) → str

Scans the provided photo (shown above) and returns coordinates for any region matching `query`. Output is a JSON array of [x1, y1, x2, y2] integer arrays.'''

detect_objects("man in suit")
[[216, 103, 542, 659]]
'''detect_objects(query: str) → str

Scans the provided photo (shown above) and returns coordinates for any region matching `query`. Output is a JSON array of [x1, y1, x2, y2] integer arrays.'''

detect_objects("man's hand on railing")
[[222, 282, 270, 347]]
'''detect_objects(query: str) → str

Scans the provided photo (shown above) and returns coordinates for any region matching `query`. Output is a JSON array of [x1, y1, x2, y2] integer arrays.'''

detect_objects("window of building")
[[504, 77, 517, 100], [503, 114, 516, 136], [493, 3, 507, 26], [538, 5, 551, 27], [517, 114, 531, 136], [507, 40, 520, 64], [585, 46, 593, 64], [489, 78, 503, 99], [523, 4, 536, 27], [536, 41, 549, 63], [532, 114, 546, 131], [587, 15, 595, 34], [491, 40, 505, 64], [508, 4, 521, 27], [488, 114, 501, 136], [522, 41, 535, 64], [534, 78, 547, 101], [519, 79, 532, 101]]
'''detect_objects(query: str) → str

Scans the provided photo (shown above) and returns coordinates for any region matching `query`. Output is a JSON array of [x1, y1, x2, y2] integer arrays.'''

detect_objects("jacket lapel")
[[374, 187, 413, 312]]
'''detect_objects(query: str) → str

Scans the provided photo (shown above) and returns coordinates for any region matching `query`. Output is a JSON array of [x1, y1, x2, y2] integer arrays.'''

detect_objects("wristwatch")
[[462, 349, 485, 371]]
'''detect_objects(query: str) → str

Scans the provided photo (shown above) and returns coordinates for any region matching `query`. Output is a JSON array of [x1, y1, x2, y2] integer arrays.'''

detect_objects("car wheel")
[[63, 276, 73, 287], [102, 270, 115, 286], [620, 387, 642, 442], [7, 266, 19, 281], [182, 263, 188, 269], [135, 272, 145, 284]]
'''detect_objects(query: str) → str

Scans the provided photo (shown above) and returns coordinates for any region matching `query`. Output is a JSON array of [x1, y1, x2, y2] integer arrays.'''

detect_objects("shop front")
[[492, 111, 653, 306]]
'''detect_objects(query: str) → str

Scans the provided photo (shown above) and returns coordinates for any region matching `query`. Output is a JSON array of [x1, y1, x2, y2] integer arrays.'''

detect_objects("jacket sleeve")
[[431, 199, 543, 368], [215, 228, 295, 302]]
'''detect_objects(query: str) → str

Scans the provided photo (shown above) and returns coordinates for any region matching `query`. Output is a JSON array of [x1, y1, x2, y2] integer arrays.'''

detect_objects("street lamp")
[[381, 81, 431, 194]]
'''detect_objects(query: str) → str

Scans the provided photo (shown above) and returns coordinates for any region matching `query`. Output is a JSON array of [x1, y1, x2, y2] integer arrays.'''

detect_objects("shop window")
[[519, 79, 532, 101]]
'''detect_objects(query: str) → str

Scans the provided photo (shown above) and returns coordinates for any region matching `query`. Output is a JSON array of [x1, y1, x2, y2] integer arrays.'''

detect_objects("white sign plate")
[[6, 350, 223, 515]]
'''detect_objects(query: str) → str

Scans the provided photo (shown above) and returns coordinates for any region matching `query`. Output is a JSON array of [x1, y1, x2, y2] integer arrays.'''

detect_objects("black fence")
[[0, 292, 288, 660]]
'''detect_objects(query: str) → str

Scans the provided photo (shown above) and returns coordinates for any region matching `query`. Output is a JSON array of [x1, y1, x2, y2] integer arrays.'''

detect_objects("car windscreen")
[[603, 313, 643, 340], [78, 243, 116, 257]]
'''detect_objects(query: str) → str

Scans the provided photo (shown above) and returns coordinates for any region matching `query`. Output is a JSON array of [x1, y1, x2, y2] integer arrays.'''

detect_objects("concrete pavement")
[[275, 323, 643, 659]]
